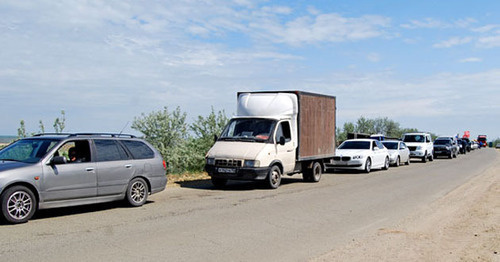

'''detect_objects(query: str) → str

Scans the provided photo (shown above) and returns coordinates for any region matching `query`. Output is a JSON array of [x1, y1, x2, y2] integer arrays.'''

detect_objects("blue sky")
[[1, 0, 499, 140]]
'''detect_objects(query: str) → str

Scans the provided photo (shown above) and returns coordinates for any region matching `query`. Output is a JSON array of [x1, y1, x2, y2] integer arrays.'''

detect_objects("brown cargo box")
[[296, 92, 336, 160]]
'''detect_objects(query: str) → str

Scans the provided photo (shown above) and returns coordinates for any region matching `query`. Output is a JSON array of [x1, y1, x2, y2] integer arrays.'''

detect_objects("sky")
[[1, 0, 499, 140]]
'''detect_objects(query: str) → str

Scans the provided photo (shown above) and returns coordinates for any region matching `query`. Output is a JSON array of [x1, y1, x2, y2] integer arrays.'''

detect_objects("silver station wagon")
[[0, 133, 167, 224]]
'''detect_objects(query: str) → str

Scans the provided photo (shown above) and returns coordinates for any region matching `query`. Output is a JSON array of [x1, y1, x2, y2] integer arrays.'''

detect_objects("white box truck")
[[205, 91, 336, 189]]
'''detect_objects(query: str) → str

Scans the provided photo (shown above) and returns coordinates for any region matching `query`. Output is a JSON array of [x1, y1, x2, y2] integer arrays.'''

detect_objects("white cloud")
[[367, 53, 381, 62], [433, 36, 472, 48], [477, 35, 500, 48], [458, 57, 482, 63], [471, 24, 500, 33], [401, 18, 448, 29]]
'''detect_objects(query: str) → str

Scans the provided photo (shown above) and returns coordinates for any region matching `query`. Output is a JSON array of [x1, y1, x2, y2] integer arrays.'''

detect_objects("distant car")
[[0, 133, 167, 224], [470, 141, 479, 150], [402, 133, 434, 162], [433, 138, 458, 159], [332, 139, 390, 173], [496, 143, 500, 149], [382, 140, 410, 166], [457, 139, 469, 154]]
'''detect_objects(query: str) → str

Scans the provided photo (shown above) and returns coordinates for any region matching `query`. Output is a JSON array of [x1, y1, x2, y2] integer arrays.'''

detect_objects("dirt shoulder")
[[313, 150, 500, 262]]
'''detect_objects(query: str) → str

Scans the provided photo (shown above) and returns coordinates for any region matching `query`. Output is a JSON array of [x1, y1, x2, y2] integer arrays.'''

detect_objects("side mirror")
[[279, 136, 286, 146], [213, 134, 218, 143], [51, 156, 67, 165]]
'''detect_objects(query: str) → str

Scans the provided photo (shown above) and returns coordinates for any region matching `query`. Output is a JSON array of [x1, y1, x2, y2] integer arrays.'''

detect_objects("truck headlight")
[[206, 158, 215, 165], [244, 160, 260, 167]]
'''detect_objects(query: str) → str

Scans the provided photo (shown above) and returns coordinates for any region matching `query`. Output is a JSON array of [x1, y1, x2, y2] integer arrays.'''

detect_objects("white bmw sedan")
[[332, 139, 390, 173]]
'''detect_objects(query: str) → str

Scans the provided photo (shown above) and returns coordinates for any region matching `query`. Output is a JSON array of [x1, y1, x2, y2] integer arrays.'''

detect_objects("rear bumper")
[[205, 165, 270, 181]]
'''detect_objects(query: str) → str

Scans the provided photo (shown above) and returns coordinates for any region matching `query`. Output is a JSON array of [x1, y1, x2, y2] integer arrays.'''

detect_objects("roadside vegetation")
[[13, 109, 497, 177]]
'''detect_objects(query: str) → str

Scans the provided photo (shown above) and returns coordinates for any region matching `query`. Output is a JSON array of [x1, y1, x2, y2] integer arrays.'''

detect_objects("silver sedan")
[[382, 140, 411, 167]]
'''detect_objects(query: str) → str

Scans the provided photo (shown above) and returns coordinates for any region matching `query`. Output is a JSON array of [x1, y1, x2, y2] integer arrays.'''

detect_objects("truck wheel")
[[211, 178, 228, 189], [382, 157, 390, 170], [126, 177, 148, 207], [1, 185, 37, 224], [303, 162, 322, 182], [267, 165, 282, 189], [364, 158, 372, 173]]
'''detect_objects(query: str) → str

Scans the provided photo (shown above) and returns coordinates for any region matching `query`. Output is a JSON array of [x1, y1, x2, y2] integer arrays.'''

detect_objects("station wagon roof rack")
[[33, 133, 137, 138]]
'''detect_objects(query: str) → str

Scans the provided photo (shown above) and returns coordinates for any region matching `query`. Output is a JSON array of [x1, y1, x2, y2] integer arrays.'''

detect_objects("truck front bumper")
[[205, 165, 270, 181]]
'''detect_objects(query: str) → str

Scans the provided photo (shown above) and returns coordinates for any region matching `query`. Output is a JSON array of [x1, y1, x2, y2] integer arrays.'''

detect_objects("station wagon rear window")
[[121, 140, 155, 159]]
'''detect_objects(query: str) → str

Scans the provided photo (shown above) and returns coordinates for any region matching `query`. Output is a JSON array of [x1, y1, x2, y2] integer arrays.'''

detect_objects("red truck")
[[477, 135, 487, 148]]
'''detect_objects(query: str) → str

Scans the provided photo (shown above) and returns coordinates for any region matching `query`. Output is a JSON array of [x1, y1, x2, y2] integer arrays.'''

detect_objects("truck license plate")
[[218, 168, 236, 173]]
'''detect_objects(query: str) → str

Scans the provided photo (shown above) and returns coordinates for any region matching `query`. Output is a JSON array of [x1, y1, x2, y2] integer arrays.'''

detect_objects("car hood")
[[335, 149, 369, 156], [0, 161, 31, 173], [207, 141, 268, 159]]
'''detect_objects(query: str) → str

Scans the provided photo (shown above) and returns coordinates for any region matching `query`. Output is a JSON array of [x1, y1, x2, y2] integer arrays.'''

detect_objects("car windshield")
[[219, 118, 276, 142], [382, 142, 398, 150], [338, 141, 371, 150], [403, 135, 425, 143], [0, 139, 60, 163], [434, 139, 450, 145]]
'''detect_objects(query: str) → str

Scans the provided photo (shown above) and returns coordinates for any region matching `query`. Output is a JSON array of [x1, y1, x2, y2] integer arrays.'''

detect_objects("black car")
[[433, 138, 458, 159], [457, 138, 469, 154]]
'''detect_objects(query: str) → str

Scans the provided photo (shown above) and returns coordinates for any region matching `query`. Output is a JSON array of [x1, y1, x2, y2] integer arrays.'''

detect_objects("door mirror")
[[279, 136, 286, 146], [213, 134, 218, 143], [51, 156, 67, 165]]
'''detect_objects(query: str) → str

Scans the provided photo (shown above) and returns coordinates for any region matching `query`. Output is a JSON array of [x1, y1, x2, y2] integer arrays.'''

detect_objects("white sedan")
[[382, 140, 411, 167], [332, 139, 390, 173]]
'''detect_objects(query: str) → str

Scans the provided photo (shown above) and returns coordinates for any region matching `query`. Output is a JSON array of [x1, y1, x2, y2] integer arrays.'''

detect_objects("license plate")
[[218, 168, 236, 173]]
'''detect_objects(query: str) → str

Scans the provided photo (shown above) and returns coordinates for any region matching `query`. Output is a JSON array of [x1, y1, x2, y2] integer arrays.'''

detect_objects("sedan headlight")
[[352, 155, 363, 159], [244, 160, 260, 167], [206, 157, 215, 165]]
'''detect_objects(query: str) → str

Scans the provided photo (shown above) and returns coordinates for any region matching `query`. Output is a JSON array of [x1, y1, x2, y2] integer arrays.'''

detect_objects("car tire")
[[126, 177, 149, 207], [267, 165, 282, 189], [364, 158, 372, 173], [395, 157, 400, 167], [382, 157, 390, 170], [211, 177, 228, 188], [1, 185, 37, 224], [422, 152, 427, 163]]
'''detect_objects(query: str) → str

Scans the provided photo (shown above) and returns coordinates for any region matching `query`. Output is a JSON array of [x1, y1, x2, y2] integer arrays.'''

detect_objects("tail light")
[[162, 160, 167, 170]]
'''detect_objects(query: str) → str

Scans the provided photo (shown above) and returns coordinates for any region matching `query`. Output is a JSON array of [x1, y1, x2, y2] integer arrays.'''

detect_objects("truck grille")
[[334, 156, 351, 161], [215, 159, 243, 167]]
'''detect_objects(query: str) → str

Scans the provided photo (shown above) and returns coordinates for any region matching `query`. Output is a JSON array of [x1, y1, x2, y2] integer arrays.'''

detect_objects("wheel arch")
[[1, 182, 40, 207]]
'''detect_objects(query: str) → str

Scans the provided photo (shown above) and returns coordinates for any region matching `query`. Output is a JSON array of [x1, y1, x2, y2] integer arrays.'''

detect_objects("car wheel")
[[267, 165, 282, 189], [126, 177, 148, 207], [406, 156, 410, 165], [422, 152, 427, 163], [364, 158, 372, 173], [383, 157, 390, 170], [395, 157, 400, 167], [1, 186, 37, 224], [211, 177, 228, 188]]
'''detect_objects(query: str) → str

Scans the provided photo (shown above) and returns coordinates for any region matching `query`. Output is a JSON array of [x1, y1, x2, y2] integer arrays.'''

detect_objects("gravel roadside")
[[312, 150, 500, 262]]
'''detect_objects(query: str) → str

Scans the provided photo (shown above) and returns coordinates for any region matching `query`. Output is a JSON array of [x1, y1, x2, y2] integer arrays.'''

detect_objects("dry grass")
[[167, 172, 210, 187]]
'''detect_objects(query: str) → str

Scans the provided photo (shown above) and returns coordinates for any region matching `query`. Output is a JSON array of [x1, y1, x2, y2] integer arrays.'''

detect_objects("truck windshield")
[[219, 118, 276, 142], [0, 139, 60, 163]]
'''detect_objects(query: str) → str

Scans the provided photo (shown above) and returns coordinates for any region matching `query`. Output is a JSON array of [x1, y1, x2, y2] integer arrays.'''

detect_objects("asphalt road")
[[0, 148, 497, 262]]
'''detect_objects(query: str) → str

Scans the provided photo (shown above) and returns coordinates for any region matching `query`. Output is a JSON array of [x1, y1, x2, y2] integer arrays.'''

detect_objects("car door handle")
[[125, 164, 133, 168], [85, 167, 95, 172]]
